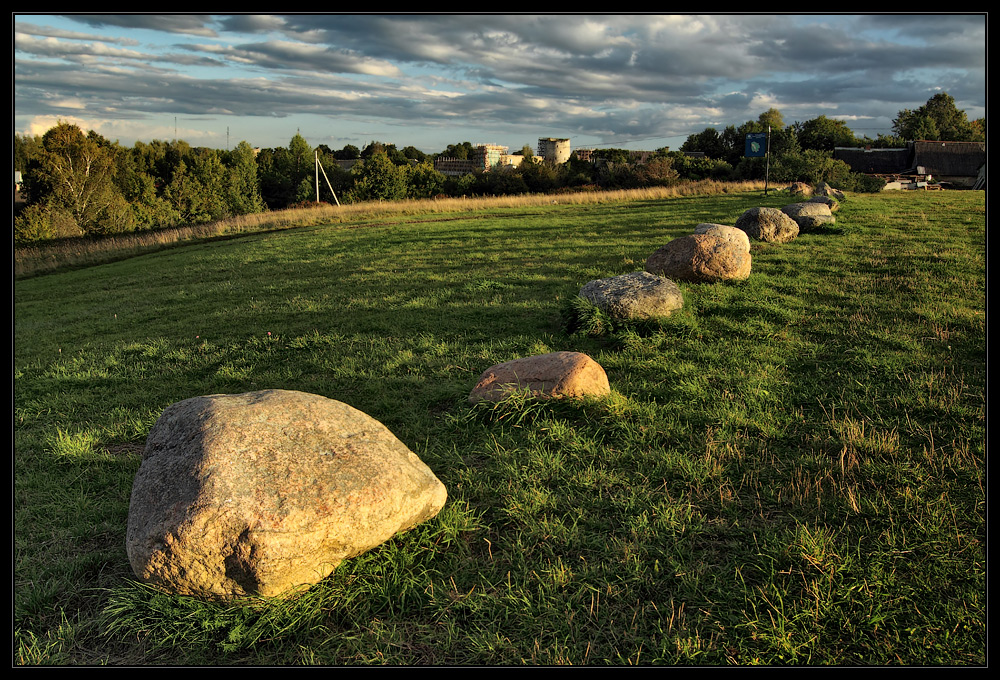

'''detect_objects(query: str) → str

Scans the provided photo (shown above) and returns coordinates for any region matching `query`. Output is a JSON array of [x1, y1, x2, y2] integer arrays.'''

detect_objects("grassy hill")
[[14, 188, 985, 665]]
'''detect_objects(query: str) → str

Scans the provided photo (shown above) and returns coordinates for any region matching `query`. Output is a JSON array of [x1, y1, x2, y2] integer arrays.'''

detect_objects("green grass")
[[14, 189, 985, 665]]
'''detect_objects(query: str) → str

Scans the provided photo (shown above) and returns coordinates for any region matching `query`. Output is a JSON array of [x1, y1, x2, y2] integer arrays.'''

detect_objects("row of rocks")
[[128, 182, 844, 600]]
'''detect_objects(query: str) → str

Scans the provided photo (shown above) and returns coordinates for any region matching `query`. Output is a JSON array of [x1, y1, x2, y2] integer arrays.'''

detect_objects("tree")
[[406, 161, 446, 199], [680, 127, 727, 160], [757, 108, 785, 130], [255, 134, 315, 209], [114, 143, 180, 229], [401, 146, 428, 163], [440, 141, 474, 160], [892, 92, 981, 142], [334, 144, 361, 160], [795, 116, 858, 151], [29, 122, 122, 233], [288, 133, 314, 181], [635, 156, 679, 187], [346, 151, 407, 202], [14, 133, 43, 172], [223, 141, 266, 215]]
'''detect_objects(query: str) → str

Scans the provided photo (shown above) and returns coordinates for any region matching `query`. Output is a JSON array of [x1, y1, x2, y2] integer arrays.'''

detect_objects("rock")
[[126, 389, 447, 599], [786, 181, 813, 196], [734, 207, 800, 243], [807, 195, 840, 212], [469, 351, 610, 403], [782, 202, 836, 231], [694, 223, 751, 253], [815, 182, 845, 200], [578, 270, 683, 320], [645, 233, 751, 283]]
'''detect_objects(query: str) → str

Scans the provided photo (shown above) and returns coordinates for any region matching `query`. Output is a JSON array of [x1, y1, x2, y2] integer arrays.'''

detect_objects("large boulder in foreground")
[[645, 232, 751, 283], [469, 351, 610, 403], [734, 207, 800, 243], [782, 202, 836, 231], [127, 389, 447, 599], [579, 270, 683, 320]]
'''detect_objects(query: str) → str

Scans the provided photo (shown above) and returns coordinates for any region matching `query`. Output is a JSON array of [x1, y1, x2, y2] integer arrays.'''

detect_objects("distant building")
[[473, 144, 509, 170], [834, 140, 986, 188], [434, 157, 477, 176], [833, 147, 912, 175], [538, 137, 571, 164], [910, 140, 985, 187]]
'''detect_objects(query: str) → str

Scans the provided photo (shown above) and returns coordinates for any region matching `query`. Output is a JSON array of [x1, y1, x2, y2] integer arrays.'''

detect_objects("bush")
[[669, 153, 734, 181], [89, 192, 138, 235], [850, 173, 888, 193], [14, 203, 83, 244]]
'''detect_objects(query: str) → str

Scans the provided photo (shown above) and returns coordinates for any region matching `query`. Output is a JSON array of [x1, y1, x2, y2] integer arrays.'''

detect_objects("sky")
[[13, 13, 987, 155]]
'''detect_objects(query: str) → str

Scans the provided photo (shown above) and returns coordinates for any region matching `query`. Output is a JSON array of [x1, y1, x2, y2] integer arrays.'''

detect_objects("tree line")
[[14, 93, 983, 245], [13, 126, 686, 244], [677, 93, 984, 190]]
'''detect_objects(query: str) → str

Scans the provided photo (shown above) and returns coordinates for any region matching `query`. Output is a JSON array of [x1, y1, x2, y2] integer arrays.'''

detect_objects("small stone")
[[579, 270, 683, 320], [782, 202, 836, 231], [786, 182, 813, 196], [469, 351, 610, 403], [815, 182, 845, 200], [807, 195, 840, 212]]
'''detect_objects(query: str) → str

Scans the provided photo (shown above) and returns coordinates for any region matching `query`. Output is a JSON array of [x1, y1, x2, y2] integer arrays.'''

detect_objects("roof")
[[833, 147, 913, 174], [834, 141, 986, 177], [911, 141, 986, 176]]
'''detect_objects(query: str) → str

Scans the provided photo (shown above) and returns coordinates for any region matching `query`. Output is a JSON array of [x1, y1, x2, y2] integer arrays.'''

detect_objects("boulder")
[[694, 223, 751, 253], [578, 270, 683, 320], [782, 202, 836, 231], [127, 389, 447, 599], [734, 207, 800, 243], [807, 195, 840, 212], [786, 182, 813, 197], [815, 182, 845, 200], [469, 351, 610, 403], [645, 233, 751, 283]]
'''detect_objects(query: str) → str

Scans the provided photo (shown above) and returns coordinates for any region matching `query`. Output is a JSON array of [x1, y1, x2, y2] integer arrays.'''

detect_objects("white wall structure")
[[538, 138, 571, 164]]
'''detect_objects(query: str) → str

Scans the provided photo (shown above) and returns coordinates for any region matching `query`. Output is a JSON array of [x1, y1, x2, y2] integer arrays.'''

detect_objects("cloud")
[[13, 14, 986, 149], [63, 14, 221, 37]]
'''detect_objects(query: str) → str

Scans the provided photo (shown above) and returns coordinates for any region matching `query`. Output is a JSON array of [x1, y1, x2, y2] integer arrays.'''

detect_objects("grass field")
[[14, 188, 985, 665]]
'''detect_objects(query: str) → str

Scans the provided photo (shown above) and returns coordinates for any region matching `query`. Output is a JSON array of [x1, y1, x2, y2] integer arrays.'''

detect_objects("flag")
[[745, 132, 768, 157]]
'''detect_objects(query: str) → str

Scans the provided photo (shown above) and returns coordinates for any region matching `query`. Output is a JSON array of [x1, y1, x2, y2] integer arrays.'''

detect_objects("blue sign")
[[745, 132, 768, 157]]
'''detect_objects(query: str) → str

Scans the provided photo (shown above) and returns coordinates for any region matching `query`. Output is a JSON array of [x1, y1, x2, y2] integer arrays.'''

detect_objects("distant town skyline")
[[14, 13, 987, 153]]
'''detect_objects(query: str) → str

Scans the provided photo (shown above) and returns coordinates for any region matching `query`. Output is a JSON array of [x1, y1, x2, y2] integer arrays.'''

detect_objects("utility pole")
[[315, 150, 341, 206]]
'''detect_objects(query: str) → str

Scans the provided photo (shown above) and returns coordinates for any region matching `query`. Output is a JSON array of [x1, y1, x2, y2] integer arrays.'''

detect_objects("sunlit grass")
[[14, 188, 984, 665]]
